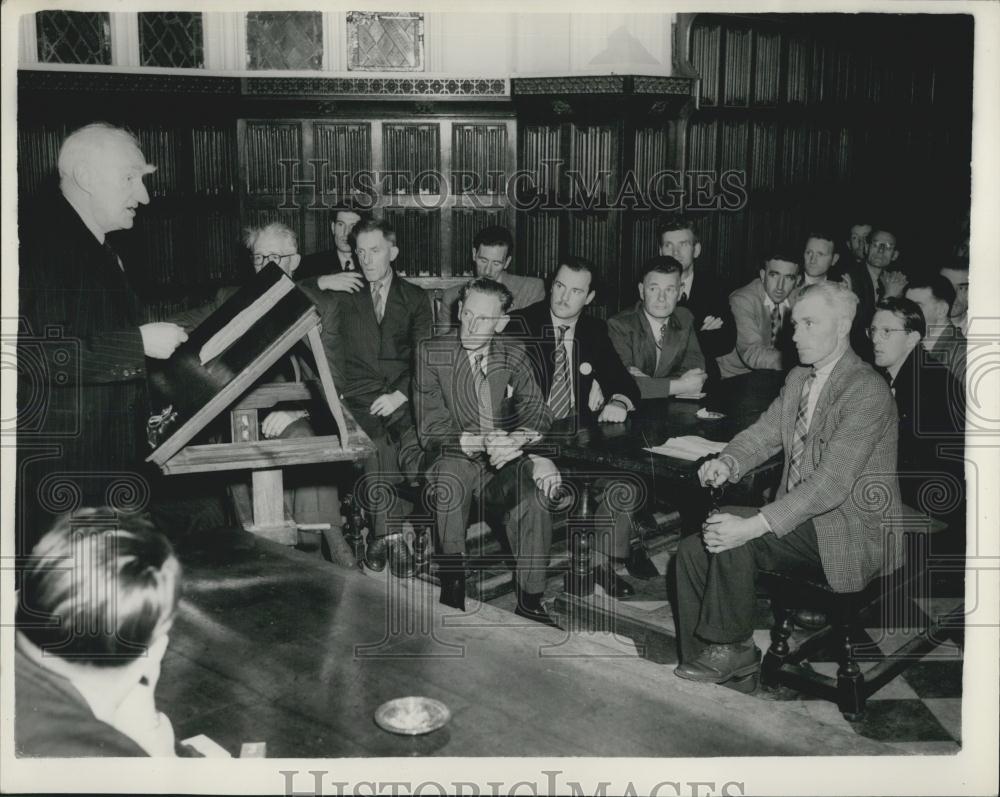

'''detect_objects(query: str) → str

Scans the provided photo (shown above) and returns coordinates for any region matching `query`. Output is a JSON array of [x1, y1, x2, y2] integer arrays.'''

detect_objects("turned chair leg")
[[762, 600, 794, 686], [836, 621, 866, 721]]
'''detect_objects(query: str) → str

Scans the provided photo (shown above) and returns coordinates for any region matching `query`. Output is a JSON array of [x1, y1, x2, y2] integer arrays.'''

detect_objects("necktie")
[[474, 353, 494, 434], [371, 280, 384, 323], [679, 289, 689, 305], [548, 325, 573, 420], [770, 303, 783, 345], [655, 322, 667, 371], [786, 370, 817, 492]]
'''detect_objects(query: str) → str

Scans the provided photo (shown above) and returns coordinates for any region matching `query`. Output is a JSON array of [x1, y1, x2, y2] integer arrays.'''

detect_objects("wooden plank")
[[233, 382, 313, 409], [161, 434, 374, 474], [307, 324, 350, 446]]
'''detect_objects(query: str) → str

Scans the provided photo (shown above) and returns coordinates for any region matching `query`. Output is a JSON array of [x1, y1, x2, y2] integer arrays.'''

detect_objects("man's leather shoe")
[[593, 565, 635, 598], [365, 533, 415, 578], [792, 608, 828, 630], [514, 589, 559, 628], [625, 541, 659, 580], [673, 640, 761, 684], [436, 554, 466, 611]]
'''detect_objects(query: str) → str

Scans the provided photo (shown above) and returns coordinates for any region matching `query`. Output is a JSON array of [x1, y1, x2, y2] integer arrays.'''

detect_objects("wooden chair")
[[759, 521, 963, 720]]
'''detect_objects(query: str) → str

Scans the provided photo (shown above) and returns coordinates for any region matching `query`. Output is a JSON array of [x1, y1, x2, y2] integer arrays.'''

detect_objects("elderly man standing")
[[17, 123, 188, 554], [674, 281, 903, 689]]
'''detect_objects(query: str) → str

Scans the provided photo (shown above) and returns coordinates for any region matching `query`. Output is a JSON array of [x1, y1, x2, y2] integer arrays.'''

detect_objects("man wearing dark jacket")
[[507, 257, 653, 596], [17, 123, 187, 555], [656, 215, 736, 387]]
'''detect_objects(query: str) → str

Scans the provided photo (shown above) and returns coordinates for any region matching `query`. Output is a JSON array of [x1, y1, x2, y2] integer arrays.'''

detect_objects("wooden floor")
[[158, 528, 898, 758]]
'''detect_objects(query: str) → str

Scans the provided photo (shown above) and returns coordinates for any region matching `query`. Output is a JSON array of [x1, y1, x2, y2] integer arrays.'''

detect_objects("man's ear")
[[584, 290, 595, 306], [287, 253, 302, 275], [495, 314, 510, 334], [638, 281, 645, 300], [831, 253, 840, 267], [693, 242, 702, 260], [890, 250, 899, 263], [73, 162, 94, 194], [759, 268, 766, 284], [501, 256, 512, 272], [389, 245, 399, 263]]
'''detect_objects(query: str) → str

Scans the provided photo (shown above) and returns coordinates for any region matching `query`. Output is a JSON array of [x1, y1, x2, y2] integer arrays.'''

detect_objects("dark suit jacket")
[[845, 261, 879, 363], [607, 303, 704, 399], [721, 348, 904, 592], [17, 193, 150, 547], [676, 269, 736, 385], [883, 349, 965, 513], [506, 300, 639, 424], [323, 270, 432, 440], [295, 247, 359, 281], [413, 334, 552, 463]]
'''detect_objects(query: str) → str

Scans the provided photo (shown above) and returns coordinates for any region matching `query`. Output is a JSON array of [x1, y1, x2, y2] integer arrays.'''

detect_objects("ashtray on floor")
[[374, 696, 451, 735]]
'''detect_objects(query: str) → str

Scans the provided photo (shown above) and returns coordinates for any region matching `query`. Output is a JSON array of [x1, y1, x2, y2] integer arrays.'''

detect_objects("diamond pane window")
[[347, 12, 424, 72], [139, 12, 204, 69], [246, 12, 323, 71], [36, 11, 111, 65]]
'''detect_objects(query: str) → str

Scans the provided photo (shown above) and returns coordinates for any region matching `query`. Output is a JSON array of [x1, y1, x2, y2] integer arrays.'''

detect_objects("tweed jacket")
[[413, 333, 552, 462], [441, 271, 546, 326], [506, 300, 640, 425], [720, 348, 904, 592], [718, 278, 791, 379], [607, 303, 705, 399]]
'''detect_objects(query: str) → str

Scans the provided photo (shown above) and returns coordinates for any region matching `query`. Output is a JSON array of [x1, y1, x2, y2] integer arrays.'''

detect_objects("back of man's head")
[[16, 509, 181, 667]]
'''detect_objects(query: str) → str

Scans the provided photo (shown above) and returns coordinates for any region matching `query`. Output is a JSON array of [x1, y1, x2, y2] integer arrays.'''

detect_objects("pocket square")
[[506, 384, 514, 399]]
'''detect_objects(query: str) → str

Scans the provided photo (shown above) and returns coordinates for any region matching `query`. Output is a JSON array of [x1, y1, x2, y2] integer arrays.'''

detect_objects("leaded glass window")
[[139, 12, 204, 69], [347, 11, 424, 72], [36, 11, 111, 65], [246, 12, 323, 70]]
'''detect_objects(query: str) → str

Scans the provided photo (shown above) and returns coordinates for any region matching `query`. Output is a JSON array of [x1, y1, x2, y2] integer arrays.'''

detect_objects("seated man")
[[846, 223, 907, 361], [294, 206, 366, 288], [414, 278, 561, 625], [440, 225, 545, 325], [675, 281, 903, 687], [322, 218, 433, 571], [169, 222, 349, 563], [608, 255, 707, 398], [801, 230, 848, 288], [507, 257, 653, 595], [16, 509, 181, 757], [717, 250, 801, 379], [904, 274, 966, 385], [870, 297, 965, 522]]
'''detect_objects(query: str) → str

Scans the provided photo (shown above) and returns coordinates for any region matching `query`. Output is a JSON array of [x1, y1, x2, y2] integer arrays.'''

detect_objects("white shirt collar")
[[643, 309, 671, 339]]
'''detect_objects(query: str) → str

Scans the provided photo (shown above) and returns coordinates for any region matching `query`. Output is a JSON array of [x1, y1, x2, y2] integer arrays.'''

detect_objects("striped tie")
[[474, 353, 494, 434], [548, 325, 573, 420], [770, 304, 783, 345], [371, 280, 384, 323], [786, 370, 817, 492], [655, 322, 667, 371]]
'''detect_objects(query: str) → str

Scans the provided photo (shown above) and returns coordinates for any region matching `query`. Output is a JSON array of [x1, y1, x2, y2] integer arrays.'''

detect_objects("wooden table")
[[158, 530, 891, 758]]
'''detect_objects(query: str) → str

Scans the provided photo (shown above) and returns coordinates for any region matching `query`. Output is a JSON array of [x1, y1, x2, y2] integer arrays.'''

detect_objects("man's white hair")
[[243, 221, 299, 254], [57, 122, 140, 180], [797, 280, 859, 323]]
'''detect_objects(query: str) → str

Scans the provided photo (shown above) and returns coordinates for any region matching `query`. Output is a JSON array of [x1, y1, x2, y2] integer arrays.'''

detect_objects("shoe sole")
[[674, 649, 762, 685]]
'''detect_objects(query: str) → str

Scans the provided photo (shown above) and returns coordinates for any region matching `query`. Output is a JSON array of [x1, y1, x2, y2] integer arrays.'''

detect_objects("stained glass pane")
[[36, 11, 111, 65], [139, 12, 204, 69], [246, 12, 323, 71], [347, 12, 424, 72]]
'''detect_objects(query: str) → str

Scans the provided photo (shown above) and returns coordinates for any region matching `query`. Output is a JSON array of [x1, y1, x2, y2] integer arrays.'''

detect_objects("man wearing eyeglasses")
[[846, 224, 905, 362], [675, 281, 902, 690], [869, 297, 964, 521], [414, 277, 560, 625], [167, 221, 354, 565], [440, 225, 545, 326]]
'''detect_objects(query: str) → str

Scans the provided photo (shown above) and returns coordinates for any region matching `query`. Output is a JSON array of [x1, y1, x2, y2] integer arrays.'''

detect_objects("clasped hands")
[[588, 381, 629, 423], [696, 457, 768, 553]]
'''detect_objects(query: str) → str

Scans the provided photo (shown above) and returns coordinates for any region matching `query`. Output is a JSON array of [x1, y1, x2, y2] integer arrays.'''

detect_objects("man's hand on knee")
[[702, 512, 769, 554]]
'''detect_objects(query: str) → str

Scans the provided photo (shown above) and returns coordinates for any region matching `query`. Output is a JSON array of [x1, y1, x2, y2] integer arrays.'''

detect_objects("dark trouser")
[[592, 476, 639, 560], [280, 418, 341, 529], [428, 454, 552, 594], [362, 424, 423, 538], [675, 506, 824, 663]]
